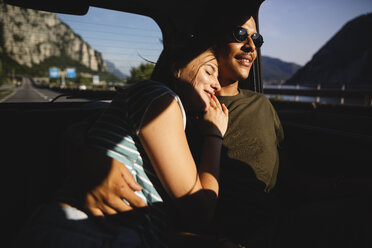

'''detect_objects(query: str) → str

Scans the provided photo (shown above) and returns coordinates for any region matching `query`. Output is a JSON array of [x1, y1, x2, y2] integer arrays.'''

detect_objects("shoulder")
[[132, 82, 186, 133], [240, 88, 271, 104], [239, 88, 279, 116], [118, 80, 180, 111], [240, 89, 284, 140], [143, 93, 181, 120]]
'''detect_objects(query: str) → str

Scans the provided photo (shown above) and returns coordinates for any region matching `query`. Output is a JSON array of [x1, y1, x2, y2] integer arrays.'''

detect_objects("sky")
[[58, 0, 372, 75], [259, 0, 372, 65]]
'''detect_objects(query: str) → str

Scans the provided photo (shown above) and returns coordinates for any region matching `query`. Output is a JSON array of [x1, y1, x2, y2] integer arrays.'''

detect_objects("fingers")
[[85, 192, 120, 216], [85, 193, 107, 216], [118, 186, 147, 208], [120, 164, 142, 191], [212, 94, 222, 110], [87, 206, 104, 217], [84, 167, 147, 216], [116, 161, 146, 208], [85, 184, 146, 217], [126, 177, 142, 192], [88, 192, 144, 216], [222, 103, 229, 116], [210, 95, 217, 109], [87, 193, 134, 215], [103, 194, 134, 212], [101, 204, 117, 215], [113, 182, 147, 209]]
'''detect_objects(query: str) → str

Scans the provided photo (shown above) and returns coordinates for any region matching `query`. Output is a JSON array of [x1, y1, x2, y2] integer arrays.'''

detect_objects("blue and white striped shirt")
[[87, 80, 186, 247]]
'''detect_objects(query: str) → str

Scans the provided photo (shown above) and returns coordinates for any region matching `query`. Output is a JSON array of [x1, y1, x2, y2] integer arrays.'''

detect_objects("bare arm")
[[139, 94, 228, 224]]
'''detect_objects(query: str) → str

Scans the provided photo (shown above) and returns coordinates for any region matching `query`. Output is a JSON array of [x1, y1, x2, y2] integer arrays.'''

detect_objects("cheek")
[[220, 45, 238, 66], [193, 74, 209, 90], [226, 44, 240, 56]]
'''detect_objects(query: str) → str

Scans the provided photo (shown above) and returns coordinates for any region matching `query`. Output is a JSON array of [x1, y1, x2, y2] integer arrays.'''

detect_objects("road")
[[2, 78, 60, 103]]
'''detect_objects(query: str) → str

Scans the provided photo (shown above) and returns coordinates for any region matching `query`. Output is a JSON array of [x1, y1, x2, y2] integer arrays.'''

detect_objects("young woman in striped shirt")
[[22, 38, 229, 247]]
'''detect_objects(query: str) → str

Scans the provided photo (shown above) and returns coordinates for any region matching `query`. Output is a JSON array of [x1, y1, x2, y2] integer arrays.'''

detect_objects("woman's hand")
[[200, 95, 229, 137]]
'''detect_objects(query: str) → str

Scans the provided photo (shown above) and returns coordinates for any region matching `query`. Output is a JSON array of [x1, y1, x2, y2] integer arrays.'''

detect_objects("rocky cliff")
[[0, 2, 107, 72], [286, 13, 372, 88]]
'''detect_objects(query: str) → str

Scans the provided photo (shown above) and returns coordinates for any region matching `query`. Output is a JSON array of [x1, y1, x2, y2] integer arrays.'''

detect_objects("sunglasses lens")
[[252, 33, 264, 48], [233, 27, 264, 48], [233, 26, 248, 42]]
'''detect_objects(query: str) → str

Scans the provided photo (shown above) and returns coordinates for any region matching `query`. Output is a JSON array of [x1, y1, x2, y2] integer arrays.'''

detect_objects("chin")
[[237, 69, 251, 80], [233, 72, 248, 81], [231, 65, 251, 80]]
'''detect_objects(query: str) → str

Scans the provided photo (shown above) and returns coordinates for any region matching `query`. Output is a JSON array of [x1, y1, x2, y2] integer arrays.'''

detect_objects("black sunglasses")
[[232, 26, 264, 48]]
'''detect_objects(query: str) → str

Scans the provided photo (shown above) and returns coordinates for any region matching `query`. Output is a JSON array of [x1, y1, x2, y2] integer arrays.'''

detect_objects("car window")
[[0, 4, 162, 103], [1, 0, 371, 105], [259, 0, 372, 106]]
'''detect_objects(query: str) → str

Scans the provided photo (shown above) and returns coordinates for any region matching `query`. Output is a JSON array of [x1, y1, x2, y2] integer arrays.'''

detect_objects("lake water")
[[263, 84, 368, 105]]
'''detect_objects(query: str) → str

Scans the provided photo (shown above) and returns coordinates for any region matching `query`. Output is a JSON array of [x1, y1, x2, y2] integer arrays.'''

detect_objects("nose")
[[211, 79, 221, 92], [241, 36, 256, 53]]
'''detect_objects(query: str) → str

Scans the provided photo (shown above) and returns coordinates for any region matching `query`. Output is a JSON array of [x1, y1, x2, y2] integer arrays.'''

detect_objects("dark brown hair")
[[151, 0, 260, 89], [151, 31, 216, 90]]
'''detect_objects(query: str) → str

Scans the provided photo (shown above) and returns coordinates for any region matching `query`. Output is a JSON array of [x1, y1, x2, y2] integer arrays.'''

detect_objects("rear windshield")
[[0, 4, 162, 102], [1, 1, 371, 105]]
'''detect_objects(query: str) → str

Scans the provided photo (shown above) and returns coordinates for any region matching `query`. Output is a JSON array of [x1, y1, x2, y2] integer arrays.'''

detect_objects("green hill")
[[286, 13, 372, 88], [261, 55, 301, 85]]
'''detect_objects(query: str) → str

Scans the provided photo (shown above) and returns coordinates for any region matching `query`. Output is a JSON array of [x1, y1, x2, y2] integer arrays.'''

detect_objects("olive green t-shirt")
[[217, 89, 284, 192]]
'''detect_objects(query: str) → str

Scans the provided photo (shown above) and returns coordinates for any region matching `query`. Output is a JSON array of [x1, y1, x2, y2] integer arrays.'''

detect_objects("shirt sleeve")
[[123, 80, 186, 135]]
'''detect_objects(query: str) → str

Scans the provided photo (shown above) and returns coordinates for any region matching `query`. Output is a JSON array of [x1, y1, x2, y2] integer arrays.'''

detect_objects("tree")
[[126, 63, 155, 84]]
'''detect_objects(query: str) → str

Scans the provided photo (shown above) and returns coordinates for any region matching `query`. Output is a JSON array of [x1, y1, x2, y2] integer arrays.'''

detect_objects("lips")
[[204, 90, 214, 99], [235, 54, 253, 67]]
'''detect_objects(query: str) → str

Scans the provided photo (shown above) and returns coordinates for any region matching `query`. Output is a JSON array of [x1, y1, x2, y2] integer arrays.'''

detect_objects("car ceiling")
[[4, 0, 264, 37]]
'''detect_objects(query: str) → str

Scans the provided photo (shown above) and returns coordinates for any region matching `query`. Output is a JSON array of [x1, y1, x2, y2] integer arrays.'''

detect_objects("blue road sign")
[[93, 75, 100, 85], [49, 67, 60, 78], [66, 68, 76, 78]]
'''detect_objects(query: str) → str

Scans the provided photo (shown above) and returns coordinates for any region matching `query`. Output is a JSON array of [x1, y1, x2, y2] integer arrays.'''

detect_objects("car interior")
[[1, 0, 371, 247]]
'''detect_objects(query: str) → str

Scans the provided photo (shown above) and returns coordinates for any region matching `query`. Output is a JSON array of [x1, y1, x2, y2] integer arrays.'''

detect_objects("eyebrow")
[[242, 26, 258, 36], [205, 63, 217, 72]]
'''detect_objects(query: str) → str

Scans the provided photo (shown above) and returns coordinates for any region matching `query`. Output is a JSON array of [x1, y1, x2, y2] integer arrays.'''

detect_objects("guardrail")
[[263, 88, 372, 106]]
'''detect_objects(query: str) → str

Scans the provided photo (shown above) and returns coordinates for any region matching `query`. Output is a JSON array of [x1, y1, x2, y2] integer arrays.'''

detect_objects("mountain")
[[105, 60, 128, 79], [286, 13, 372, 88], [261, 55, 301, 85], [0, 2, 107, 75]]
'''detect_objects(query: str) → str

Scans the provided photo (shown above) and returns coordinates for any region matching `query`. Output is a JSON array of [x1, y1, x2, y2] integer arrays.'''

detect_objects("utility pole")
[[12, 68, 15, 85], [340, 84, 345, 105], [316, 84, 321, 103]]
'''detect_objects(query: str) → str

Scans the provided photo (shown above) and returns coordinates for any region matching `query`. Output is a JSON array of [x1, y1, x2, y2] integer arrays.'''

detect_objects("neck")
[[216, 81, 239, 96]]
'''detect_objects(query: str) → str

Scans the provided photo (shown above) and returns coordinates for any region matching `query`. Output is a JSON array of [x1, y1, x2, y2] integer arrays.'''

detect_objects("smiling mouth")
[[204, 90, 214, 99], [235, 54, 253, 67]]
